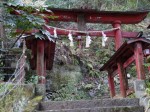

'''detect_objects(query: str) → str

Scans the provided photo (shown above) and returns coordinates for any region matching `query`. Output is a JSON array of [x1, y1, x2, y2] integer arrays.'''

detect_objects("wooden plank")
[[112, 55, 135, 77], [113, 21, 122, 50], [10, 7, 148, 24], [30, 40, 37, 70], [37, 40, 45, 84], [117, 61, 127, 98], [123, 55, 135, 68], [77, 14, 86, 48], [108, 73, 116, 98], [46, 41, 56, 70], [134, 42, 145, 80]]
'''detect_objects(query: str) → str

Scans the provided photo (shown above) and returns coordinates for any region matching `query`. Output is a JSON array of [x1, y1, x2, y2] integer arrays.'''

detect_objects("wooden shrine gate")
[[100, 37, 150, 98], [9, 6, 149, 92]]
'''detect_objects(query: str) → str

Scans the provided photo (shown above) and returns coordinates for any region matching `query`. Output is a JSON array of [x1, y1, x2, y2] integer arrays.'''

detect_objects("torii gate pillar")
[[113, 20, 127, 97], [113, 20, 122, 50]]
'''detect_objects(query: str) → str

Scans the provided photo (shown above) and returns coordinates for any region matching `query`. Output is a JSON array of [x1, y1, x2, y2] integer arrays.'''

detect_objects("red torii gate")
[[10, 6, 149, 84]]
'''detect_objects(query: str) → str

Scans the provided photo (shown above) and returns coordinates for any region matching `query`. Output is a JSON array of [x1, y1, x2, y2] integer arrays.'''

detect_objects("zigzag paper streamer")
[[54, 28, 57, 38], [86, 35, 92, 48], [68, 32, 74, 46], [102, 31, 108, 47]]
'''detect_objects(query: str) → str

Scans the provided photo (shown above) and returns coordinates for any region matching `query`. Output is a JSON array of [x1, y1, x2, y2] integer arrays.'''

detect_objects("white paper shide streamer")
[[54, 28, 57, 38], [68, 32, 74, 46], [102, 31, 108, 47], [86, 35, 92, 48]]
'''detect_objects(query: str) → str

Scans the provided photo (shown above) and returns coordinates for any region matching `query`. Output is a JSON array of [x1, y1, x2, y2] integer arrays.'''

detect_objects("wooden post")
[[117, 61, 126, 98], [113, 20, 126, 97], [37, 40, 45, 84], [77, 14, 86, 49], [124, 69, 129, 90], [108, 72, 116, 98], [113, 20, 122, 50], [134, 42, 145, 80], [46, 41, 56, 70], [30, 40, 37, 70]]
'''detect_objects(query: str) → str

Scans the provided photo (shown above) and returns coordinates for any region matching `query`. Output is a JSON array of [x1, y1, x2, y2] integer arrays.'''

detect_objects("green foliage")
[[0, 84, 34, 112], [48, 72, 89, 101], [25, 75, 39, 84], [52, 82, 89, 101], [127, 93, 136, 98], [45, 0, 150, 10], [84, 84, 93, 90], [24, 96, 43, 112], [145, 79, 150, 96]]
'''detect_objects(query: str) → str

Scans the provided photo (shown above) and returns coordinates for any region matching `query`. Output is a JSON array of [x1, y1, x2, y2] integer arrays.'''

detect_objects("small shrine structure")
[[100, 37, 150, 98]]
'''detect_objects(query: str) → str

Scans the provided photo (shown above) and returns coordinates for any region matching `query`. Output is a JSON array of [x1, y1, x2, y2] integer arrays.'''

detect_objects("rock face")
[[36, 98, 144, 112]]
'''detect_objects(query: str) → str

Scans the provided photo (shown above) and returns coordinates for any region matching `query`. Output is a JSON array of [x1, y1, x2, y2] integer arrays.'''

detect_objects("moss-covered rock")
[[23, 96, 43, 112]]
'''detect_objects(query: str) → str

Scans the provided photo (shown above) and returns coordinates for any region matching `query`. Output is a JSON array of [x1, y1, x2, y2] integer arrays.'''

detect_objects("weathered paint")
[[117, 61, 126, 98], [123, 55, 135, 68], [77, 14, 86, 49], [10, 6, 148, 24], [108, 74, 116, 98], [30, 40, 37, 70], [37, 40, 45, 84], [46, 41, 56, 70], [113, 21, 122, 50], [134, 42, 145, 80]]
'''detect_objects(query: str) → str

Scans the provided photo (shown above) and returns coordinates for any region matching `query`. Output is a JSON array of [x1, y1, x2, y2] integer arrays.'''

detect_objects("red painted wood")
[[134, 42, 145, 80], [113, 21, 123, 50], [41, 10, 148, 24], [44, 58, 46, 81], [30, 40, 37, 70], [37, 40, 46, 84], [123, 55, 135, 68], [77, 14, 86, 48], [108, 74, 116, 98], [10, 7, 148, 24], [85, 13, 148, 24], [112, 55, 135, 77], [46, 41, 56, 70], [117, 61, 126, 98]]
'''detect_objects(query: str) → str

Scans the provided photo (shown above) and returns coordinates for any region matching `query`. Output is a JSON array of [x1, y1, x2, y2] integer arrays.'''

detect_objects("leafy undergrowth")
[[23, 96, 43, 112], [0, 84, 35, 112], [46, 39, 111, 101]]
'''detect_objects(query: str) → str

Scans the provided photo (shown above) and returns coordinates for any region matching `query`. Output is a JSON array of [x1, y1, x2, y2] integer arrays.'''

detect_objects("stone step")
[[0, 59, 16, 61], [1, 54, 19, 56], [0, 74, 13, 76], [37, 106, 144, 112], [38, 98, 140, 110], [0, 67, 15, 69]]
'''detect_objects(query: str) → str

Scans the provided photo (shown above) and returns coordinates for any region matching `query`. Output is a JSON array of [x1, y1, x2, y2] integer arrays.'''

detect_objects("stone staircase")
[[0, 49, 21, 81], [36, 98, 144, 112]]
